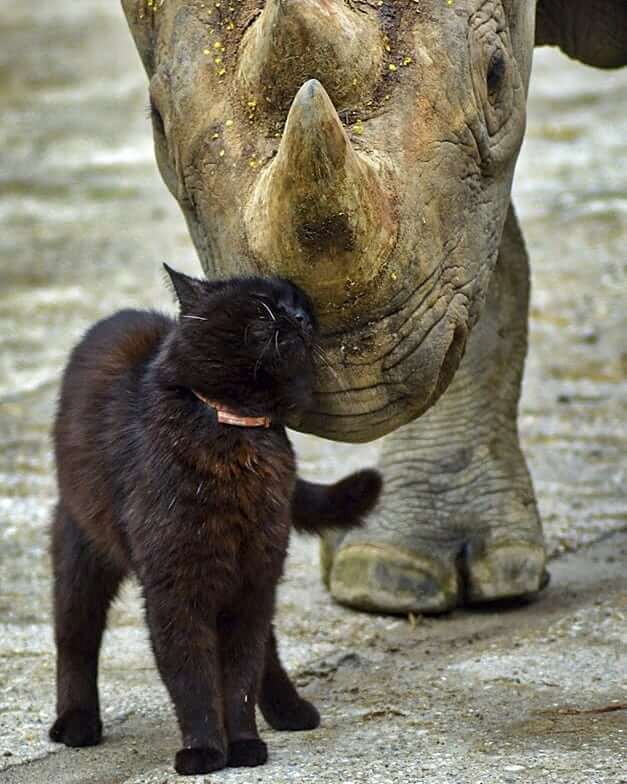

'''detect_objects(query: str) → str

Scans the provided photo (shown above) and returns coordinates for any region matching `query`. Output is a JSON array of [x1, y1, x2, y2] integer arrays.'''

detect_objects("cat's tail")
[[291, 470, 382, 534]]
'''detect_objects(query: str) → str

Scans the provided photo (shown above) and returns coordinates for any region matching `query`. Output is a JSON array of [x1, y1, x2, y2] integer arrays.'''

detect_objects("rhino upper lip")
[[309, 310, 468, 419]]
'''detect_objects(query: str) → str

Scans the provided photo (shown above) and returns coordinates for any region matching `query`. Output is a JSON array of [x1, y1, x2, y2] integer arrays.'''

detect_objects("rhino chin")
[[293, 321, 468, 444]]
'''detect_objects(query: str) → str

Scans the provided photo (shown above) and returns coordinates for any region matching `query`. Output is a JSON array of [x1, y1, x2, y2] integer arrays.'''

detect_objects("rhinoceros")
[[121, 0, 627, 614]]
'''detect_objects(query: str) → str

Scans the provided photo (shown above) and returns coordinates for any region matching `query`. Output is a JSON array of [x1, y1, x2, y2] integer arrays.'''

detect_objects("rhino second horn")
[[245, 80, 397, 318], [238, 0, 383, 110]]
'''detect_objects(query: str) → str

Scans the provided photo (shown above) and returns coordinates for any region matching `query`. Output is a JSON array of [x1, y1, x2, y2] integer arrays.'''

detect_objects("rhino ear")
[[163, 264, 208, 312], [535, 0, 627, 69], [121, 0, 157, 76]]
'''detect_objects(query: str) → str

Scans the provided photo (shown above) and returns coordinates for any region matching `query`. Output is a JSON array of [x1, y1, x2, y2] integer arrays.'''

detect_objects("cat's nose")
[[291, 307, 307, 325], [282, 304, 312, 332]]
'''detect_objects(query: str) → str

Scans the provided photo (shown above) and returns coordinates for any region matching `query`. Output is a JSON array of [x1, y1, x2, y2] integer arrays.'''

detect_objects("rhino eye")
[[149, 96, 166, 137], [486, 50, 506, 100]]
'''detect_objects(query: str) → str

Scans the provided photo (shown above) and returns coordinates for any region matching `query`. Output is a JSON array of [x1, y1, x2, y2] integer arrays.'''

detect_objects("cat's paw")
[[48, 709, 102, 747], [227, 738, 268, 768], [175, 746, 227, 776], [261, 695, 320, 731]]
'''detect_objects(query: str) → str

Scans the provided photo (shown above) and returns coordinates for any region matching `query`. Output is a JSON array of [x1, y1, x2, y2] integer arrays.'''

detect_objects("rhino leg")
[[324, 204, 547, 613]]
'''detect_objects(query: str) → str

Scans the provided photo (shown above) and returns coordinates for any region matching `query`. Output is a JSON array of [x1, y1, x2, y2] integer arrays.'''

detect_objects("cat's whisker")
[[312, 343, 331, 364], [312, 344, 349, 393], [254, 334, 274, 379], [274, 330, 281, 359], [312, 343, 331, 365], [182, 315, 208, 322], [256, 300, 276, 322]]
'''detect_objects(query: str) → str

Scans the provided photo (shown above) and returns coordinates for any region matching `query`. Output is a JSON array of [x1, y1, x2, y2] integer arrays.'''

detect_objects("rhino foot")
[[322, 386, 547, 615], [324, 536, 547, 615]]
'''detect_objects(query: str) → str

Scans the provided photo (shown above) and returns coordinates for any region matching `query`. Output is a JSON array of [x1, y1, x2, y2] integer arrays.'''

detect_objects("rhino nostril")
[[434, 323, 468, 401], [443, 324, 467, 367], [451, 324, 467, 356]]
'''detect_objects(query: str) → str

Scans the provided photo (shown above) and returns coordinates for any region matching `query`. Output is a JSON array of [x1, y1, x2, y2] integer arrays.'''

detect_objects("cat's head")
[[163, 265, 318, 420]]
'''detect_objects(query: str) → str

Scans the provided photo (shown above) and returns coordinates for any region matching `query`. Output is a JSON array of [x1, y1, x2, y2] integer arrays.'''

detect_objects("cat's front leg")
[[143, 588, 227, 776], [219, 591, 275, 769]]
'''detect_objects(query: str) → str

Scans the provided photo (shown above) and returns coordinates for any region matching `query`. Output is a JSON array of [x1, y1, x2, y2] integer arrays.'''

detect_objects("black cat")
[[49, 266, 382, 776]]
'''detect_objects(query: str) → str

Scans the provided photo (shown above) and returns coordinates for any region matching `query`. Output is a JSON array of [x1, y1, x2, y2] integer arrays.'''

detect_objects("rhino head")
[[122, 0, 535, 441]]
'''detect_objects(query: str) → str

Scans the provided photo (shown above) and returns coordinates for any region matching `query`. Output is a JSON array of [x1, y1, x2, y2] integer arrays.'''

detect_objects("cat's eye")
[[149, 96, 166, 136]]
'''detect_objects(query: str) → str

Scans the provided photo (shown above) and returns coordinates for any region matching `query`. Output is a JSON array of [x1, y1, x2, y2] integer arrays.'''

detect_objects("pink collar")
[[193, 390, 271, 429]]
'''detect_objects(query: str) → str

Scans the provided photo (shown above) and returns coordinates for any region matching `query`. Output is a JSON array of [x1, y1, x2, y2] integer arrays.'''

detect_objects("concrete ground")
[[1, 533, 625, 784]]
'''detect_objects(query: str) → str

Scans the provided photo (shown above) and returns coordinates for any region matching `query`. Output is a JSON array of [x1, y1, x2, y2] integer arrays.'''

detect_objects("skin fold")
[[121, 0, 627, 612]]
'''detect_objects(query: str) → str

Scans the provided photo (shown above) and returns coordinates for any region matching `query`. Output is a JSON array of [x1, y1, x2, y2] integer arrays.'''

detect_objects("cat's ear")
[[162, 264, 206, 312]]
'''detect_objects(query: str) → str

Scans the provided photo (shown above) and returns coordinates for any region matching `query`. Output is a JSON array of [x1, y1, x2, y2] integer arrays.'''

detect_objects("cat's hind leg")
[[258, 626, 320, 732], [49, 503, 126, 747]]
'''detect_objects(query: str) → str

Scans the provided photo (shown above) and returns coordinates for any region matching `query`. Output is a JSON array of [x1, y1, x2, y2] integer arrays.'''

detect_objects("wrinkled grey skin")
[[122, 0, 627, 613]]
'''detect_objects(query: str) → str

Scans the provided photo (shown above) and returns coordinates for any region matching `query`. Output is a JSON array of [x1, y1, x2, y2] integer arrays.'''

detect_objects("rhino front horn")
[[245, 79, 397, 321], [238, 0, 383, 111]]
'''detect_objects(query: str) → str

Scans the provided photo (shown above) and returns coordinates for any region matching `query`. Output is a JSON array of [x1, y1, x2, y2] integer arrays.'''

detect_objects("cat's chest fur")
[[131, 426, 296, 598], [198, 434, 296, 553]]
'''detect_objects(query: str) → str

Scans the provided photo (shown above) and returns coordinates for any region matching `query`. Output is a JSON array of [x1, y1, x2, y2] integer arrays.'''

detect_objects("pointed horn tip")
[[302, 78, 323, 96], [294, 78, 329, 106], [282, 79, 348, 157], [289, 79, 342, 122]]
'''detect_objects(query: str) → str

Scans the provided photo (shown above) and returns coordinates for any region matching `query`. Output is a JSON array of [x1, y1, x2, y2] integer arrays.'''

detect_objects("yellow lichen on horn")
[[244, 79, 397, 323], [238, 0, 383, 111]]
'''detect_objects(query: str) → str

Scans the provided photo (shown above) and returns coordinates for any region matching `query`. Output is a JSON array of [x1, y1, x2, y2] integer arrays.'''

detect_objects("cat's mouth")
[[269, 334, 309, 368], [255, 328, 313, 382], [259, 324, 311, 355], [279, 331, 307, 350]]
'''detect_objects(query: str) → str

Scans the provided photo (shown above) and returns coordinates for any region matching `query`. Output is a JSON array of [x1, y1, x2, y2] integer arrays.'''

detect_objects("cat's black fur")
[[49, 267, 382, 776]]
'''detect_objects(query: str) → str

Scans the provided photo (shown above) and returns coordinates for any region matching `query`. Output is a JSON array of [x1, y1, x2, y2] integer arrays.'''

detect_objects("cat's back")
[[57, 309, 172, 418], [67, 308, 171, 376], [55, 310, 173, 528]]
